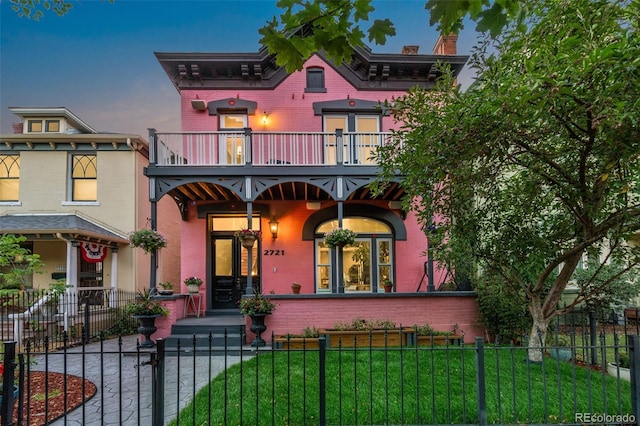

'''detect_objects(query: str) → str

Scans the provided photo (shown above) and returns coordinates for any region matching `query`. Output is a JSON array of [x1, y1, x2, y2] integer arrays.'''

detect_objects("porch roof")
[[0, 213, 129, 246]]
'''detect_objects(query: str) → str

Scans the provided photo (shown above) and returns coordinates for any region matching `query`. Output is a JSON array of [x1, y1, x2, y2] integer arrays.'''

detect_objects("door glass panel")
[[211, 216, 261, 231], [219, 114, 247, 165], [214, 239, 232, 276], [324, 116, 347, 165], [355, 116, 379, 165]]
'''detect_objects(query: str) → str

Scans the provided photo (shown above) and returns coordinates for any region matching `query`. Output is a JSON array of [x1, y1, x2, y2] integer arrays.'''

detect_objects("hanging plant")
[[129, 229, 167, 254], [324, 228, 356, 248]]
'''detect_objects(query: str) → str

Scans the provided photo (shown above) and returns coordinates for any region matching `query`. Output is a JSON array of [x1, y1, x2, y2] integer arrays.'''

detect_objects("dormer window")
[[305, 67, 326, 93], [27, 119, 61, 133]]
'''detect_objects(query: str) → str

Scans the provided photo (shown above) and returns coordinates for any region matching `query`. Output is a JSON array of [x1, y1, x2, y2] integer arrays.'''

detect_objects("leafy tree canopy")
[[373, 0, 640, 360]]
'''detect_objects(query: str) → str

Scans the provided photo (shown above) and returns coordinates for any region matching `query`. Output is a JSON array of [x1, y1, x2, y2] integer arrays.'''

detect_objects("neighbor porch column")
[[246, 202, 254, 295], [109, 247, 118, 307]]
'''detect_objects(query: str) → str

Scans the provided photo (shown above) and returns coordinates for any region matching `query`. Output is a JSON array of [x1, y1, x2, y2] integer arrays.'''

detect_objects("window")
[[0, 154, 20, 201], [71, 154, 97, 201], [27, 119, 60, 133], [315, 218, 393, 293], [219, 114, 247, 165], [324, 115, 381, 165], [306, 67, 326, 92], [46, 120, 60, 132]]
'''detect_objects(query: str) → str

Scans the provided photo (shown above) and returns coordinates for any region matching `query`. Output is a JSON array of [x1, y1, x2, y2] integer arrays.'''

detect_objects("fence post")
[[83, 301, 90, 344], [630, 335, 640, 422], [475, 337, 487, 426], [152, 338, 166, 426], [1, 342, 16, 426], [319, 336, 326, 426]]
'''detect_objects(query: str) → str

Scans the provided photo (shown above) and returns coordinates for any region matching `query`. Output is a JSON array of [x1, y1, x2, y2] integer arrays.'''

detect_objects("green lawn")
[[170, 346, 632, 425]]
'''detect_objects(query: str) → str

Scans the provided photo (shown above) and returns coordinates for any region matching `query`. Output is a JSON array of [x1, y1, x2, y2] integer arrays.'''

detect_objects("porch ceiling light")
[[269, 217, 279, 240]]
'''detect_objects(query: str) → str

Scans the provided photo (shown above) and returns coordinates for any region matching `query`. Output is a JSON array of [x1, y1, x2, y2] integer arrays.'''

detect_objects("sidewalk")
[[28, 335, 248, 425]]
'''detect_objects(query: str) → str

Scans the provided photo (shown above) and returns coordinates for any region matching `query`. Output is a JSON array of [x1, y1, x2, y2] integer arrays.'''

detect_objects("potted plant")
[[548, 334, 573, 361], [383, 279, 393, 293], [274, 326, 320, 350], [125, 289, 169, 348], [607, 352, 630, 381], [234, 229, 262, 248], [157, 281, 174, 295], [184, 276, 203, 294], [324, 228, 356, 248], [291, 282, 301, 294], [319, 318, 414, 348], [413, 323, 463, 346], [239, 291, 276, 347], [129, 229, 167, 254]]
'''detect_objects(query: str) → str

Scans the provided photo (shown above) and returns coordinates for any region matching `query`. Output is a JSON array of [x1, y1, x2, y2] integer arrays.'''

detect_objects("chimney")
[[401, 45, 419, 55], [432, 34, 458, 55], [12, 122, 23, 134]]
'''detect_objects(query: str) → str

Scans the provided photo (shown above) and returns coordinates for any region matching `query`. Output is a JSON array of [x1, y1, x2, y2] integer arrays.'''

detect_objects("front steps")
[[163, 312, 256, 355]]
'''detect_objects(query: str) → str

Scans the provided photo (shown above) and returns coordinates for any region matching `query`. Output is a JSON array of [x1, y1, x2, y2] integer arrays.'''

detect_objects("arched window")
[[315, 217, 393, 293]]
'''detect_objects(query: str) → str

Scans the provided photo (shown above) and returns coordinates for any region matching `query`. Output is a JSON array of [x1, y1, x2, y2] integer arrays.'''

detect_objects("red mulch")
[[7, 371, 96, 426]]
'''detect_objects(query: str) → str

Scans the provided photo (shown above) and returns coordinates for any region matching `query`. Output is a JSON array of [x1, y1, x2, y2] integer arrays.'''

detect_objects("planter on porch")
[[273, 336, 320, 350], [320, 327, 414, 348], [132, 314, 162, 348]]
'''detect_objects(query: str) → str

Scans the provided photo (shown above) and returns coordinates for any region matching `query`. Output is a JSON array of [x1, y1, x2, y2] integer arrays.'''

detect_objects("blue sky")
[[1, 0, 481, 139]]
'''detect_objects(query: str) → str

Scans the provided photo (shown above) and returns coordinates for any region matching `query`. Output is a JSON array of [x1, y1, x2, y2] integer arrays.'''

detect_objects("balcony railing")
[[150, 130, 394, 167]]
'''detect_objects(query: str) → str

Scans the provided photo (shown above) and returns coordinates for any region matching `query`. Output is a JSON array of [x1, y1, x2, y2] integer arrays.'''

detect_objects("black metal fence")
[[0, 289, 138, 351], [2, 313, 640, 425]]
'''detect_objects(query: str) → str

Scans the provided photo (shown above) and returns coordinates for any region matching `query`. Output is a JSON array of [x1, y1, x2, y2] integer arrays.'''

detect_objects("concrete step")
[[164, 314, 247, 352]]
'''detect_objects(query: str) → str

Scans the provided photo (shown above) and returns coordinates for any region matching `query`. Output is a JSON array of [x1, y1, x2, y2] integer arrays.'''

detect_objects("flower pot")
[[249, 313, 269, 347], [187, 284, 200, 294], [383, 285, 393, 293], [132, 314, 162, 348], [292, 283, 301, 294], [241, 236, 257, 248], [607, 362, 631, 382], [158, 289, 174, 295], [549, 347, 573, 361]]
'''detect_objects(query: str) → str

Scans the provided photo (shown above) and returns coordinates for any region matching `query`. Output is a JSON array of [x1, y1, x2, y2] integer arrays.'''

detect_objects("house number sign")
[[263, 250, 285, 256]]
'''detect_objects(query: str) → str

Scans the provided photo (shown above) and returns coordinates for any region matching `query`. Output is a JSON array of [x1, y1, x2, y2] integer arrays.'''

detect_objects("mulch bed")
[[7, 371, 96, 426]]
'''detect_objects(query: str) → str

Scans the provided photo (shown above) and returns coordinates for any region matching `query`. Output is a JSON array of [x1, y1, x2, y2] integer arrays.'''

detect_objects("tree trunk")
[[527, 296, 550, 362]]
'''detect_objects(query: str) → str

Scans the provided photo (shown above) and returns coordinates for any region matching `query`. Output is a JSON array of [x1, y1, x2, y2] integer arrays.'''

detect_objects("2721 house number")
[[263, 250, 285, 256]]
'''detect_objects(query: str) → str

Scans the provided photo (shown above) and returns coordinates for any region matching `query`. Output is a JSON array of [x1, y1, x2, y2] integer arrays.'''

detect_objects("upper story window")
[[0, 154, 20, 201], [306, 67, 326, 93], [71, 154, 97, 201], [27, 119, 61, 133]]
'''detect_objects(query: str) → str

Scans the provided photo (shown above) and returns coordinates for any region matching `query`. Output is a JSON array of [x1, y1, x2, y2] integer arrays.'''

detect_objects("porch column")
[[109, 247, 118, 307], [337, 201, 344, 293], [67, 241, 79, 317], [245, 202, 254, 295], [150, 198, 158, 292]]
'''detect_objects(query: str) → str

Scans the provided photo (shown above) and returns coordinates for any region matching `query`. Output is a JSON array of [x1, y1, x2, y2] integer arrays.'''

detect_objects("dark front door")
[[211, 234, 260, 309]]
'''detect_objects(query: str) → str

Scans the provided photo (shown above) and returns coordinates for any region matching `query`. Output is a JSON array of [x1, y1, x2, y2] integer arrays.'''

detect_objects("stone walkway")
[[28, 335, 251, 425]]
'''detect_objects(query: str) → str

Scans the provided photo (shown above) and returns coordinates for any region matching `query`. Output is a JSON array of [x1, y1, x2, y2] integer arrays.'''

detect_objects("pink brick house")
[[149, 35, 481, 343]]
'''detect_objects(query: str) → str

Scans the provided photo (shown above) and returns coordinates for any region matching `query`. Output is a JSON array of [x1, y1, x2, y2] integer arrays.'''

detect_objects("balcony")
[[146, 129, 405, 203], [149, 129, 393, 168]]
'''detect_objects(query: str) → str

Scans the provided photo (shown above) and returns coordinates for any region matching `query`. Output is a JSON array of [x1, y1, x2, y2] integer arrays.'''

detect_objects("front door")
[[211, 234, 260, 309]]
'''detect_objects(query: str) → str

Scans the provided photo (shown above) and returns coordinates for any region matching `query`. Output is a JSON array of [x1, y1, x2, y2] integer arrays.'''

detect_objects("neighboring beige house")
[[0, 107, 180, 296]]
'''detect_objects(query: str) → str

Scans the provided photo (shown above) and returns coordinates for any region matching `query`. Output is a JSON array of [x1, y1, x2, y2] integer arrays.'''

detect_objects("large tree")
[[373, 0, 640, 361]]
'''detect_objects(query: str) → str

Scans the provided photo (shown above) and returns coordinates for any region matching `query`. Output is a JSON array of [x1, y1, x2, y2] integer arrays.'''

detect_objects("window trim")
[[0, 154, 20, 202], [305, 67, 327, 93], [70, 153, 98, 202]]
